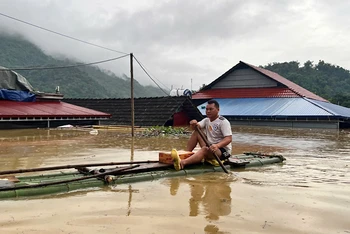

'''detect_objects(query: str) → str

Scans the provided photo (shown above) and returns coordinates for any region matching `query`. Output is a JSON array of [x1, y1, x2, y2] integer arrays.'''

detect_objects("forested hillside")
[[0, 34, 167, 98], [1, 34, 350, 107], [263, 61, 350, 107]]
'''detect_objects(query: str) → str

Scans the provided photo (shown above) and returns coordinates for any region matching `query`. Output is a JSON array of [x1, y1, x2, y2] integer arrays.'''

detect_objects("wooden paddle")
[[0, 165, 140, 192], [0, 160, 158, 176], [195, 125, 229, 174]]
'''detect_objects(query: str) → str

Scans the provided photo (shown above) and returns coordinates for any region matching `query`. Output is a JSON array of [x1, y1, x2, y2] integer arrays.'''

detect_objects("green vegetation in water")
[[142, 126, 191, 136]]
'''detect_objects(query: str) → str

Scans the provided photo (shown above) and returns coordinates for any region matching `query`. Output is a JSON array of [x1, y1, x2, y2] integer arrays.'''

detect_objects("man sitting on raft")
[[172, 99, 232, 170]]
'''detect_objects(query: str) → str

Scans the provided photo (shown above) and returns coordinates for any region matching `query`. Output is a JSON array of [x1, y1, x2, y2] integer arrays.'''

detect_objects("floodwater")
[[0, 127, 349, 234]]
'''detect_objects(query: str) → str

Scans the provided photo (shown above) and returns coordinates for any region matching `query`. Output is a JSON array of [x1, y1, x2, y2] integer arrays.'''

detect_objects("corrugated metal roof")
[[197, 98, 340, 117], [202, 61, 328, 102], [193, 87, 300, 99], [306, 99, 350, 118], [0, 100, 111, 118]]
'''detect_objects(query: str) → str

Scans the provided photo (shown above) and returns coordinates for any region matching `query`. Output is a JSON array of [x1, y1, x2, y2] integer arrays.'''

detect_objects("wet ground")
[[0, 126, 349, 234]]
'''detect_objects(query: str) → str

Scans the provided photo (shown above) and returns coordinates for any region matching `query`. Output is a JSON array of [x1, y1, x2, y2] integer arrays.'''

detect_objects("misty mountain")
[[0, 34, 167, 98], [1, 34, 349, 107]]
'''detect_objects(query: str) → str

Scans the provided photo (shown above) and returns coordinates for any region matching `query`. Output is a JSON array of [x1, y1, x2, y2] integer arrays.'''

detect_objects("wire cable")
[[133, 56, 170, 96], [133, 57, 170, 91], [0, 12, 170, 95], [0, 12, 128, 55], [0, 54, 129, 71]]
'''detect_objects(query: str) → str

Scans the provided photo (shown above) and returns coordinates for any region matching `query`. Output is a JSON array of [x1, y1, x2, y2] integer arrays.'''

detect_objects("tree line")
[[263, 61, 350, 107]]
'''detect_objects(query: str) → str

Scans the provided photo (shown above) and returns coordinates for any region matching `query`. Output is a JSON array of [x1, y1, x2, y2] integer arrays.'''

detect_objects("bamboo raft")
[[0, 152, 285, 199]]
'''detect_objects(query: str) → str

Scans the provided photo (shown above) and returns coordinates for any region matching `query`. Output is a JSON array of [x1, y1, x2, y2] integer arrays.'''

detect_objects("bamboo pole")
[[0, 165, 139, 192], [0, 160, 158, 176], [195, 125, 229, 174]]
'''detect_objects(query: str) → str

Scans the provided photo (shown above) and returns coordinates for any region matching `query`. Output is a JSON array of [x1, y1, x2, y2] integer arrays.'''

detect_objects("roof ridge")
[[240, 61, 328, 102]]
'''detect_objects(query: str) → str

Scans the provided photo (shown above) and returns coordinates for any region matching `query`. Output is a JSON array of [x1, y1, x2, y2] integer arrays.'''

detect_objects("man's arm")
[[209, 135, 232, 152], [216, 135, 232, 148], [189, 119, 206, 131]]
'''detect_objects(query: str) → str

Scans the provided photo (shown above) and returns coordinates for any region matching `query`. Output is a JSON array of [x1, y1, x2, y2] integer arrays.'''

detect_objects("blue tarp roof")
[[197, 98, 350, 118], [0, 89, 36, 102]]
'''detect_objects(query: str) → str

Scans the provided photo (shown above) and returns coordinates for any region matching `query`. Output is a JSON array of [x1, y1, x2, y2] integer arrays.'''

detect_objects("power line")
[[0, 54, 129, 71], [133, 57, 170, 91], [0, 12, 128, 55], [0, 12, 170, 95], [133, 56, 170, 96]]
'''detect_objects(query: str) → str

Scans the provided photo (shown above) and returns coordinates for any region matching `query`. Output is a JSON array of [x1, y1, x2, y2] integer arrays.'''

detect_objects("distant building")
[[192, 61, 350, 129], [65, 96, 203, 127], [0, 67, 111, 129]]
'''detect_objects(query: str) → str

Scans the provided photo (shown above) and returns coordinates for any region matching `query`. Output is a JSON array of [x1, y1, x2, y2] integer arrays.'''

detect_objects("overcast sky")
[[1, 0, 350, 92]]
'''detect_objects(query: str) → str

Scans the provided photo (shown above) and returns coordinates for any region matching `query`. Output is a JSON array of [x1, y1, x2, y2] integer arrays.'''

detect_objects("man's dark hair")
[[207, 99, 219, 108]]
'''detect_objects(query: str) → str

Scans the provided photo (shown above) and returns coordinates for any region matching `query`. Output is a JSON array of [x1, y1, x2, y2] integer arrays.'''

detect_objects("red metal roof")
[[243, 62, 328, 102], [0, 100, 111, 118], [201, 61, 329, 102], [192, 87, 300, 99]]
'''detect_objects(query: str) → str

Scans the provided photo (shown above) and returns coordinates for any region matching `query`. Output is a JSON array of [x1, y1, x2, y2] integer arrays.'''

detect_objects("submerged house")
[[65, 96, 204, 127], [192, 61, 350, 129], [0, 67, 111, 129]]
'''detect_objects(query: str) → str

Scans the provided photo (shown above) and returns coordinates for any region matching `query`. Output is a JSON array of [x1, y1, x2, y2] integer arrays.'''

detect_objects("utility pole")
[[130, 53, 134, 137]]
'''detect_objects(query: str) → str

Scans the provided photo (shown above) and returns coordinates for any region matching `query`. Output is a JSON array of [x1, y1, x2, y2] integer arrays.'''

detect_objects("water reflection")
[[126, 184, 133, 216], [204, 224, 230, 234], [166, 174, 237, 233], [35, 184, 139, 216]]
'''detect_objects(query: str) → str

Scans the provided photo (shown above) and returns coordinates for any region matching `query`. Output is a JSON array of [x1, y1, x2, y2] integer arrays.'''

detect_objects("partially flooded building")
[[65, 96, 204, 127], [192, 61, 350, 129], [0, 67, 111, 129]]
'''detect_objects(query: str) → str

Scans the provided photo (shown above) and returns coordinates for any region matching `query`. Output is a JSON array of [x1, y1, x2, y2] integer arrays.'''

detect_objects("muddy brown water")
[[0, 127, 349, 234]]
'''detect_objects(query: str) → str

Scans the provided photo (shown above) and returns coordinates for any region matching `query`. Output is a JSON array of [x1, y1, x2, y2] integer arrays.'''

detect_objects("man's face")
[[206, 103, 219, 119]]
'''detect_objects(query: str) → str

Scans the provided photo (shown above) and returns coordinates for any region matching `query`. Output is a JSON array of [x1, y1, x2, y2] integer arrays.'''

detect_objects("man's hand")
[[209, 144, 219, 153], [189, 119, 198, 130]]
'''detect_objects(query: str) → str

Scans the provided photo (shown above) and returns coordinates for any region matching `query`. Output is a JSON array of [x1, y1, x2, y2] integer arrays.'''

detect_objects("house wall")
[[212, 68, 278, 89], [173, 111, 190, 126]]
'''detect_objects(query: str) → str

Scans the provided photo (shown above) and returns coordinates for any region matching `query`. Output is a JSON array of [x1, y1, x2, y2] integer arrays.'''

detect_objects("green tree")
[[262, 60, 350, 107]]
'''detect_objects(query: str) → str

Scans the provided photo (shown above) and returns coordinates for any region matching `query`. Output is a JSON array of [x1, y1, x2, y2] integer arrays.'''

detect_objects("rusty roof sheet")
[[0, 100, 111, 118]]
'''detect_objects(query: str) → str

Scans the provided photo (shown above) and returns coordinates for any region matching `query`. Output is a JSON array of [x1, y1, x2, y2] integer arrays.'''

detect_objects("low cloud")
[[1, 0, 350, 91]]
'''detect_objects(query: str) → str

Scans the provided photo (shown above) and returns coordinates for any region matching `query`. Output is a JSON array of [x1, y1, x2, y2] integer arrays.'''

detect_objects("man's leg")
[[186, 131, 207, 151], [173, 147, 224, 170], [181, 147, 209, 168], [186, 131, 198, 151]]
